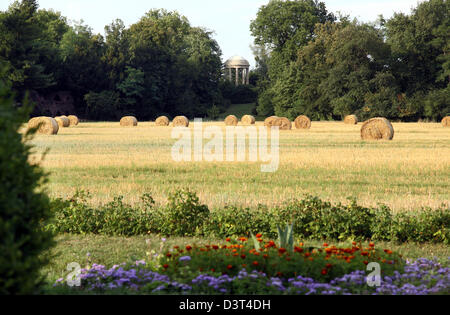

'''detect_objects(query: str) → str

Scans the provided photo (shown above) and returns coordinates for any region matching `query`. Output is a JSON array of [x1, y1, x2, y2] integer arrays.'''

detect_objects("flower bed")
[[53, 238, 449, 295]]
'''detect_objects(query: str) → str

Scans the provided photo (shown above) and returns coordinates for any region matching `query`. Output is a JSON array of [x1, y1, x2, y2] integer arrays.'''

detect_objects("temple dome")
[[224, 55, 250, 68]]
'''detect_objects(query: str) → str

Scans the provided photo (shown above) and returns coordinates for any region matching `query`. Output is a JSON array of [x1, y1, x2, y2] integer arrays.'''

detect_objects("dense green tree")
[[0, 65, 54, 294], [386, 0, 449, 94], [269, 21, 402, 121], [250, 0, 335, 117], [59, 22, 106, 114], [0, 0, 55, 96], [385, 0, 449, 120], [103, 19, 129, 89], [127, 9, 223, 118]]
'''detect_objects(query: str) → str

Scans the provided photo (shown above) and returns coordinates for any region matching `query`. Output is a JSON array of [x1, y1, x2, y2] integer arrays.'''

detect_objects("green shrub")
[[48, 191, 450, 244], [0, 76, 54, 294], [160, 190, 210, 236], [204, 205, 271, 238]]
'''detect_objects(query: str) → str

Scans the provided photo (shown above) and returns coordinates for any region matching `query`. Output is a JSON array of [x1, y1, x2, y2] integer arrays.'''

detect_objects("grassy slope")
[[218, 103, 258, 120]]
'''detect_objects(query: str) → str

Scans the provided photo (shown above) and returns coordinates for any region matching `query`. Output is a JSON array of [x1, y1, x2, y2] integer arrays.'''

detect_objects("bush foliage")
[[48, 190, 449, 244], [0, 73, 54, 294]]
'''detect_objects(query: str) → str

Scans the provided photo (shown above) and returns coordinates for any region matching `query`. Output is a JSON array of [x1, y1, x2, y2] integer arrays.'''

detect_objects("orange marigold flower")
[[227, 264, 233, 270], [252, 261, 259, 266], [363, 261, 369, 265], [233, 253, 239, 257], [253, 252, 260, 256], [226, 238, 231, 242], [263, 254, 269, 259], [321, 269, 328, 275], [212, 245, 219, 250], [166, 253, 172, 258], [305, 253, 311, 257], [256, 233, 263, 238], [163, 264, 169, 269], [361, 252, 369, 256], [278, 248, 287, 255], [241, 254, 246, 259], [294, 246, 303, 253], [352, 242, 357, 245], [308, 257, 314, 262], [173, 246, 179, 249], [239, 237, 248, 242], [242, 264, 247, 267], [257, 238, 263, 242], [326, 264, 333, 269], [186, 245, 192, 251], [323, 243, 329, 247], [369, 242, 375, 247], [232, 249, 237, 253], [211, 268, 215, 272]]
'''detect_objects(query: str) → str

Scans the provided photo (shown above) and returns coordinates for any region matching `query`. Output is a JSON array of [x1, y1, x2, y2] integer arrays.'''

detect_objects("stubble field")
[[28, 121, 450, 212]]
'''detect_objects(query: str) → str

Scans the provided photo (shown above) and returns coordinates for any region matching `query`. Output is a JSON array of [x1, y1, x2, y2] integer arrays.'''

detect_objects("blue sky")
[[1, 0, 424, 68]]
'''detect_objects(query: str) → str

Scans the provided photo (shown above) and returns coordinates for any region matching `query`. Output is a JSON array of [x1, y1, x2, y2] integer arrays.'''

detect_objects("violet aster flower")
[[179, 256, 191, 262]]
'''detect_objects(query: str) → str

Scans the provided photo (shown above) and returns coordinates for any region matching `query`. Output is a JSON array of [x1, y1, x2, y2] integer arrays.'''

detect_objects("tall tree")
[[0, 0, 55, 96], [250, 0, 335, 116], [59, 22, 106, 114]]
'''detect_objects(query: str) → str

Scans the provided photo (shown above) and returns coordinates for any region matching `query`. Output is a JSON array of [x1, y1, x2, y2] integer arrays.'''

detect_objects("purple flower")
[[179, 256, 191, 262]]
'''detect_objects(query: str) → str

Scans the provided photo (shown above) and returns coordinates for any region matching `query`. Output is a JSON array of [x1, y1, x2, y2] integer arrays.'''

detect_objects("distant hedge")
[[47, 190, 449, 244]]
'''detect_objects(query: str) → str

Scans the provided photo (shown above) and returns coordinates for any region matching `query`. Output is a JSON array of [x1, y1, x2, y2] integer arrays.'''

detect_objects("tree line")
[[0, 0, 231, 120], [251, 0, 449, 121], [0, 0, 448, 121]]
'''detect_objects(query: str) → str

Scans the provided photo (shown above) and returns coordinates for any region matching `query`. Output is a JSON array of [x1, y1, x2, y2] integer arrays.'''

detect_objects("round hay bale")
[[442, 116, 450, 127], [120, 116, 138, 127], [294, 115, 312, 129], [225, 115, 239, 126], [155, 116, 170, 126], [264, 116, 279, 127], [55, 116, 70, 128], [173, 116, 189, 127], [28, 117, 59, 135], [241, 115, 256, 125], [68, 115, 79, 126], [271, 117, 292, 130], [361, 117, 394, 140], [344, 115, 358, 125]]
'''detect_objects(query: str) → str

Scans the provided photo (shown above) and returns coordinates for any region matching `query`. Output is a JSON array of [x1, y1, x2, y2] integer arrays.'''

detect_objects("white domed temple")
[[224, 55, 250, 86]]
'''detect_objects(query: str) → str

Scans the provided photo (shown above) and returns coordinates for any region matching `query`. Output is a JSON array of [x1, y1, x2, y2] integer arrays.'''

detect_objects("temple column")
[[235, 67, 239, 86], [246, 67, 250, 84]]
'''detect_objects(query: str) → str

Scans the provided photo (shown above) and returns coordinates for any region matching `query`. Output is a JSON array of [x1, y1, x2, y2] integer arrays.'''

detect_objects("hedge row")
[[47, 190, 450, 244]]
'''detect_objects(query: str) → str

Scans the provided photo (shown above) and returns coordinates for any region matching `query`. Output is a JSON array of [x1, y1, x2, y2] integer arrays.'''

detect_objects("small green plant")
[[277, 223, 294, 252]]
